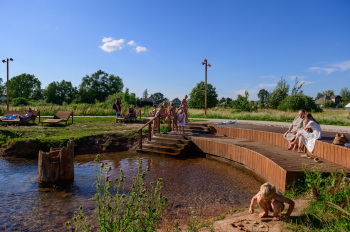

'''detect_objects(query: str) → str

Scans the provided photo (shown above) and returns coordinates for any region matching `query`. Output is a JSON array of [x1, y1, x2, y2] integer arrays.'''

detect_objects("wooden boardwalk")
[[187, 123, 350, 191]]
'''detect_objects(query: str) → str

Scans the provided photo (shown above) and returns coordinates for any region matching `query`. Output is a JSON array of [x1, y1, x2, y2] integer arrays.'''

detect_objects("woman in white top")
[[293, 113, 322, 153]]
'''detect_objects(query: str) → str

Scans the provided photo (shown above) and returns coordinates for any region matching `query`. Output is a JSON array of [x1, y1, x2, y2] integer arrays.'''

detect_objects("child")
[[147, 104, 157, 117], [168, 102, 178, 133], [178, 109, 185, 134], [152, 107, 162, 137], [249, 182, 295, 221]]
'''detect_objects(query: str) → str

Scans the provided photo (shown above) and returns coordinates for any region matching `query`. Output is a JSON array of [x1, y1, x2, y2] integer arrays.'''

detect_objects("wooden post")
[[148, 123, 152, 141], [168, 117, 172, 132], [139, 130, 142, 149], [72, 112, 74, 124], [157, 115, 161, 134]]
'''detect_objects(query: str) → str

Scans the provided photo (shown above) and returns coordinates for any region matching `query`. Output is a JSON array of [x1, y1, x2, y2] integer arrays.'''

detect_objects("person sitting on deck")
[[123, 105, 136, 120], [292, 113, 322, 154], [19, 108, 33, 121], [147, 104, 157, 117], [249, 182, 295, 221], [284, 109, 305, 151]]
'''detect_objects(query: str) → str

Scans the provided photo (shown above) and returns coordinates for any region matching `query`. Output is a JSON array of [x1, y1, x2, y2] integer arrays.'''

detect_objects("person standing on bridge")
[[284, 109, 305, 151]]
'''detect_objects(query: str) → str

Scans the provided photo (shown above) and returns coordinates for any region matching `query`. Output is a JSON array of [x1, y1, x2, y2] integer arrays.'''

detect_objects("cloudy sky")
[[1, 0, 349, 100]]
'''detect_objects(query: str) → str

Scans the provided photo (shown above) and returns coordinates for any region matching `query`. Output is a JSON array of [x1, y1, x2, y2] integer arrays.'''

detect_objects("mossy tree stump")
[[38, 139, 74, 185]]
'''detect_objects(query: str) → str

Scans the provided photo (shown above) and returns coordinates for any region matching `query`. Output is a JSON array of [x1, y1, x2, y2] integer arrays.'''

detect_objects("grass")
[[187, 108, 350, 126]]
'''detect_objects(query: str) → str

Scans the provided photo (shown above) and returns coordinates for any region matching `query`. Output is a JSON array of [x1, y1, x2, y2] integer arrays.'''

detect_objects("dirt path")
[[200, 199, 309, 232]]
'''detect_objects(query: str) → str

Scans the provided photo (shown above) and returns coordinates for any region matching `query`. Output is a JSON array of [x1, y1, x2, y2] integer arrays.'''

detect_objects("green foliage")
[[291, 77, 304, 95], [257, 89, 269, 109], [340, 87, 350, 101], [11, 97, 30, 106], [150, 92, 164, 103], [278, 94, 322, 112], [230, 91, 252, 111], [43, 80, 77, 105], [285, 166, 350, 231], [338, 101, 349, 108], [188, 81, 218, 109], [77, 70, 123, 104], [8, 73, 42, 100], [142, 89, 148, 101], [66, 156, 167, 232], [0, 77, 5, 95], [315, 89, 335, 100], [321, 100, 336, 108], [268, 77, 290, 109]]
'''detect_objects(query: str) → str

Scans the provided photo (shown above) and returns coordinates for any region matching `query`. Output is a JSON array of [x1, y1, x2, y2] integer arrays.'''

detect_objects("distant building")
[[170, 98, 181, 107], [315, 95, 344, 106], [145, 97, 156, 104]]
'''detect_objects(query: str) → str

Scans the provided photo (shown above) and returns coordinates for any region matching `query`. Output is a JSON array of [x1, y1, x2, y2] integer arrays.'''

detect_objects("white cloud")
[[261, 75, 276, 79], [300, 81, 315, 85], [308, 60, 350, 75], [332, 60, 350, 71], [99, 37, 125, 52], [308, 66, 337, 75], [136, 46, 147, 53], [127, 40, 136, 46], [258, 83, 277, 88]]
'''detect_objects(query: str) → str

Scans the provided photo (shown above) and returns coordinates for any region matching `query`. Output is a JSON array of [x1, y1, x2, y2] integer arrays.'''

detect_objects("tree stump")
[[38, 139, 74, 185]]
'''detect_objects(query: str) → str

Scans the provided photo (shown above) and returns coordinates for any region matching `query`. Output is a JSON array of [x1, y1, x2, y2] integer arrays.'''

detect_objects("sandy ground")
[[199, 199, 309, 232]]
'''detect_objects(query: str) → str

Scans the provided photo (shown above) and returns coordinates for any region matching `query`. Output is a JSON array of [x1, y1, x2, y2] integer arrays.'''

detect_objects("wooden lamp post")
[[2, 58, 13, 111], [201, 59, 211, 118]]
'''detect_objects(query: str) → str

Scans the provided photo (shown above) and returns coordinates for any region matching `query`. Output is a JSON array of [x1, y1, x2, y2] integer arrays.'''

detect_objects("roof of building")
[[315, 95, 343, 105], [171, 97, 181, 102], [345, 103, 350, 108]]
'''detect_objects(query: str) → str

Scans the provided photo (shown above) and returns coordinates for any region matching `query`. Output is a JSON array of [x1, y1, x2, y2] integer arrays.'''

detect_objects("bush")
[[338, 101, 349, 108], [321, 100, 336, 108], [66, 155, 167, 232], [11, 97, 29, 106], [278, 94, 322, 112]]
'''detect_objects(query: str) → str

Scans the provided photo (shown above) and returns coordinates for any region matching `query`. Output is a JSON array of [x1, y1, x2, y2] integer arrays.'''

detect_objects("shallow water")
[[0, 152, 263, 231]]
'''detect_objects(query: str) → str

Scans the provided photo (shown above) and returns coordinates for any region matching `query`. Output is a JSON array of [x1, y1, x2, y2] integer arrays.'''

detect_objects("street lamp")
[[201, 58, 211, 118], [2, 58, 13, 111]]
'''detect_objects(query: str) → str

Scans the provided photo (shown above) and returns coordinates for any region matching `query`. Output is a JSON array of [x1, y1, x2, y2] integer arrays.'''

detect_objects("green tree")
[[315, 89, 335, 100], [225, 97, 232, 105], [291, 77, 304, 95], [188, 81, 218, 108], [230, 91, 251, 111], [0, 77, 5, 95], [8, 73, 42, 100], [257, 89, 269, 108], [322, 100, 336, 108], [340, 87, 350, 101], [77, 70, 123, 104], [278, 93, 322, 112], [219, 97, 226, 104], [150, 92, 164, 103], [43, 80, 77, 105], [142, 89, 148, 101], [268, 77, 290, 109]]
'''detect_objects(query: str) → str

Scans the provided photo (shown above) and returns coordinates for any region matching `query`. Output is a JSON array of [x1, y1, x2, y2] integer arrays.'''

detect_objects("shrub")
[[338, 101, 349, 108], [321, 100, 336, 108], [278, 94, 322, 112], [11, 97, 29, 106], [66, 155, 167, 232]]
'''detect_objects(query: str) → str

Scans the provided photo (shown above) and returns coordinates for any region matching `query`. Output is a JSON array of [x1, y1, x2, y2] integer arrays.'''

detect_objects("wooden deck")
[[187, 123, 350, 192]]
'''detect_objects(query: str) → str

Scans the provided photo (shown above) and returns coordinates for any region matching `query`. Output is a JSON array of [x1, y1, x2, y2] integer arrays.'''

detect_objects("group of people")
[[249, 110, 323, 221], [149, 95, 190, 135], [284, 109, 322, 157], [114, 98, 136, 120]]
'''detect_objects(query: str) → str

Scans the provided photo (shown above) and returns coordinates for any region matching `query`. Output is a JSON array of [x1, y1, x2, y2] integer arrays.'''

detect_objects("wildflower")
[[142, 172, 146, 175], [121, 228, 124, 231], [71, 227, 75, 231], [106, 175, 110, 179]]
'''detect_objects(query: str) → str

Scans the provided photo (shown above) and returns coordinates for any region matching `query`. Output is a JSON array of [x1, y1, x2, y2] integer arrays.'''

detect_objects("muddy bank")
[[0, 132, 141, 158]]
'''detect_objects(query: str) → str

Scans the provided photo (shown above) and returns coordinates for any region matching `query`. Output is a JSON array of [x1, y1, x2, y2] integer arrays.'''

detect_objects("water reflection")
[[0, 151, 263, 231]]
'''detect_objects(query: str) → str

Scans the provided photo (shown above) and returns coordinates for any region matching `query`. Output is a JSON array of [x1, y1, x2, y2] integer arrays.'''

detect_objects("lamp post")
[[201, 59, 211, 118], [2, 58, 13, 111]]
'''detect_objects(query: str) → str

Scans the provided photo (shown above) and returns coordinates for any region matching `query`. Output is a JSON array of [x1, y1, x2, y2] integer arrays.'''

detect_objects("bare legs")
[[184, 109, 189, 123], [257, 195, 284, 220]]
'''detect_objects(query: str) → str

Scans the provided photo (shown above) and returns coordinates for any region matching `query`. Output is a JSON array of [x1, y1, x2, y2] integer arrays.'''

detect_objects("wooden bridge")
[[137, 118, 350, 192]]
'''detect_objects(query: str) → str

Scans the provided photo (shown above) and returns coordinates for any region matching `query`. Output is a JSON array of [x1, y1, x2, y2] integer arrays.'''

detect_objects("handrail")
[[137, 116, 157, 131], [137, 115, 161, 150]]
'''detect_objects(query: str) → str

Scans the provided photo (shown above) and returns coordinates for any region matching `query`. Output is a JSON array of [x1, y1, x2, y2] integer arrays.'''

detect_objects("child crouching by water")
[[249, 182, 295, 221]]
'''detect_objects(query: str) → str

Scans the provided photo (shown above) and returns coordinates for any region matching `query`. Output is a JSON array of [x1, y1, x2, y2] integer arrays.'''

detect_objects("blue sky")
[[1, 0, 349, 101]]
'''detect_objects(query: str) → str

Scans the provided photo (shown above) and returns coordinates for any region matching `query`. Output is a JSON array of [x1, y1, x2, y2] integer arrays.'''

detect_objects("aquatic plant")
[[65, 155, 168, 232]]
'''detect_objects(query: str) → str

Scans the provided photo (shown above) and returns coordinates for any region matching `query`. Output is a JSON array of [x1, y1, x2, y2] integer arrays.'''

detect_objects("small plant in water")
[[66, 155, 168, 231]]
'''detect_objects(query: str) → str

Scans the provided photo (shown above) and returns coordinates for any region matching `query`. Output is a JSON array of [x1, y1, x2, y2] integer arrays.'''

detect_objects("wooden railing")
[[137, 116, 160, 149], [137, 115, 173, 149]]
